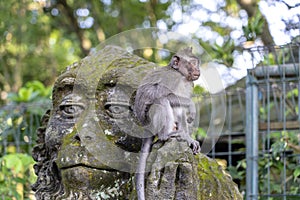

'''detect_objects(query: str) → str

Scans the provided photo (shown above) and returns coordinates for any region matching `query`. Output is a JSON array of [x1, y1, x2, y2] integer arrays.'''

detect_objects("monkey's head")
[[169, 47, 201, 81]]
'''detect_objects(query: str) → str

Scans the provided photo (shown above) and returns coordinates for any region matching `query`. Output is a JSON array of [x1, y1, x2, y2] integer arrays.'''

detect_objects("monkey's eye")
[[189, 60, 198, 66], [60, 104, 85, 118]]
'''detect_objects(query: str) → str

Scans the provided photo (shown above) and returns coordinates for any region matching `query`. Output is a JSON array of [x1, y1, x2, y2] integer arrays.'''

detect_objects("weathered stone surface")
[[32, 46, 154, 199], [32, 45, 242, 199], [144, 138, 243, 200]]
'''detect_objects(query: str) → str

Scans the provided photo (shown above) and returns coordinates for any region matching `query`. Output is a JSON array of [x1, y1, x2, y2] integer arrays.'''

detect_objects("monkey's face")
[[177, 56, 201, 81], [187, 57, 201, 81], [171, 47, 201, 81]]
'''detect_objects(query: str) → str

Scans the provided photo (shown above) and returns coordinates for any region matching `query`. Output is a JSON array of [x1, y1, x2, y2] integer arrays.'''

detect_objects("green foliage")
[[0, 153, 36, 199], [294, 167, 300, 182], [227, 130, 300, 197], [200, 39, 235, 67], [259, 86, 298, 122], [0, 81, 50, 199], [258, 131, 300, 196], [260, 45, 299, 66], [0, 0, 275, 97], [7, 80, 52, 103], [5, 80, 52, 117], [193, 85, 206, 95], [0, 80, 51, 156], [192, 127, 207, 140], [227, 160, 246, 191], [0, 0, 80, 96], [243, 11, 264, 41]]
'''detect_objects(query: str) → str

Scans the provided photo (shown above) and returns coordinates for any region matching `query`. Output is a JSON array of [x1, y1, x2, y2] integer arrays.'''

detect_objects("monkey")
[[133, 47, 201, 200]]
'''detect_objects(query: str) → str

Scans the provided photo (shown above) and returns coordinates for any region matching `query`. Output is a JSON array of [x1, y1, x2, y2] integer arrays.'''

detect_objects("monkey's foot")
[[167, 131, 181, 138], [167, 132, 201, 154], [188, 139, 201, 154]]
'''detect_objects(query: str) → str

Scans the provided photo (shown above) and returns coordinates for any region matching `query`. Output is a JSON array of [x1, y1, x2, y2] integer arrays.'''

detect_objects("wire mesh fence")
[[245, 43, 300, 199], [197, 87, 247, 194], [196, 42, 300, 199]]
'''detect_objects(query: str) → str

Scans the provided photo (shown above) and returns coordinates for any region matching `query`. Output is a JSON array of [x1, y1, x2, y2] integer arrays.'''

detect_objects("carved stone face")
[[32, 46, 156, 199]]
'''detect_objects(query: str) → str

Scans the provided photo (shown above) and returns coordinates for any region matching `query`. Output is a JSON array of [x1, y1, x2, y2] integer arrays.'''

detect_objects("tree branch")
[[57, 0, 89, 56], [237, 0, 274, 46], [280, 0, 300, 9], [236, 0, 257, 17]]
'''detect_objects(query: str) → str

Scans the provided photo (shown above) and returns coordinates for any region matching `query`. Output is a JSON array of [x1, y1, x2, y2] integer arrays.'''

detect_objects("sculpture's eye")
[[60, 104, 85, 118], [108, 105, 127, 114], [104, 103, 130, 118]]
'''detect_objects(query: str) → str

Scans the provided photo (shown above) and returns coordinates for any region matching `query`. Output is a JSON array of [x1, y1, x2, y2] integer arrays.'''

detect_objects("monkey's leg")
[[167, 94, 196, 123], [187, 100, 196, 123], [167, 108, 184, 139], [172, 107, 201, 154], [148, 98, 175, 141]]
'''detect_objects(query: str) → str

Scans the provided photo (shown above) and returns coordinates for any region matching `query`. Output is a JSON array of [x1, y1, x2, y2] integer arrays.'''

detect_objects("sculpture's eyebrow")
[[58, 76, 76, 87], [55, 75, 88, 92], [53, 75, 76, 92], [52, 76, 85, 108]]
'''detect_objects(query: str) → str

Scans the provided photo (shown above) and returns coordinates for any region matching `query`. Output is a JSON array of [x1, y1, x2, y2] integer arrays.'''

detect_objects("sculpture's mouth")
[[57, 147, 115, 171], [59, 163, 115, 171], [59, 164, 123, 190]]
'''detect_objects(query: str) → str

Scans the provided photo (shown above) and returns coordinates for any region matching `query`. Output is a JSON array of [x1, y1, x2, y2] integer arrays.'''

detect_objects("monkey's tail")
[[136, 137, 153, 200]]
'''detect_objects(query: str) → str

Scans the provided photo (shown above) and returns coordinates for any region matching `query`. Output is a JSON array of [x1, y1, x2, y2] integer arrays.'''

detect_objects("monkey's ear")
[[171, 56, 180, 69]]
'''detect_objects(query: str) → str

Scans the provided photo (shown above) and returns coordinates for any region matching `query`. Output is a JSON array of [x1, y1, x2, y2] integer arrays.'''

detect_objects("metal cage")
[[246, 43, 300, 199]]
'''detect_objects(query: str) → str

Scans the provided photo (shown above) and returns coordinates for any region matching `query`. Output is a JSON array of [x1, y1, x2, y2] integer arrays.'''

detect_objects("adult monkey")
[[134, 47, 201, 200]]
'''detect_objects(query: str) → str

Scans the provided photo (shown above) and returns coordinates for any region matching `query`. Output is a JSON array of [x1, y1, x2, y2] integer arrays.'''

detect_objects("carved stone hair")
[[31, 65, 78, 198], [31, 109, 64, 199]]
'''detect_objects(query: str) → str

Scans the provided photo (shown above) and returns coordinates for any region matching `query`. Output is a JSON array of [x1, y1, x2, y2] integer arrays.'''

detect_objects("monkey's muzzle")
[[191, 70, 200, 81]]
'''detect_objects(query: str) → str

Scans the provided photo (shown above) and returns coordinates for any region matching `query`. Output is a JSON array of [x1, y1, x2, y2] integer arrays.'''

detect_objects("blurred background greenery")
[[0, 0, 299, 199]]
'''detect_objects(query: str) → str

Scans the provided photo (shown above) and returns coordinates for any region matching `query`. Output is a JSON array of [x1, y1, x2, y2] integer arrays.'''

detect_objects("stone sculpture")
[[32, 45, 242, 199]]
